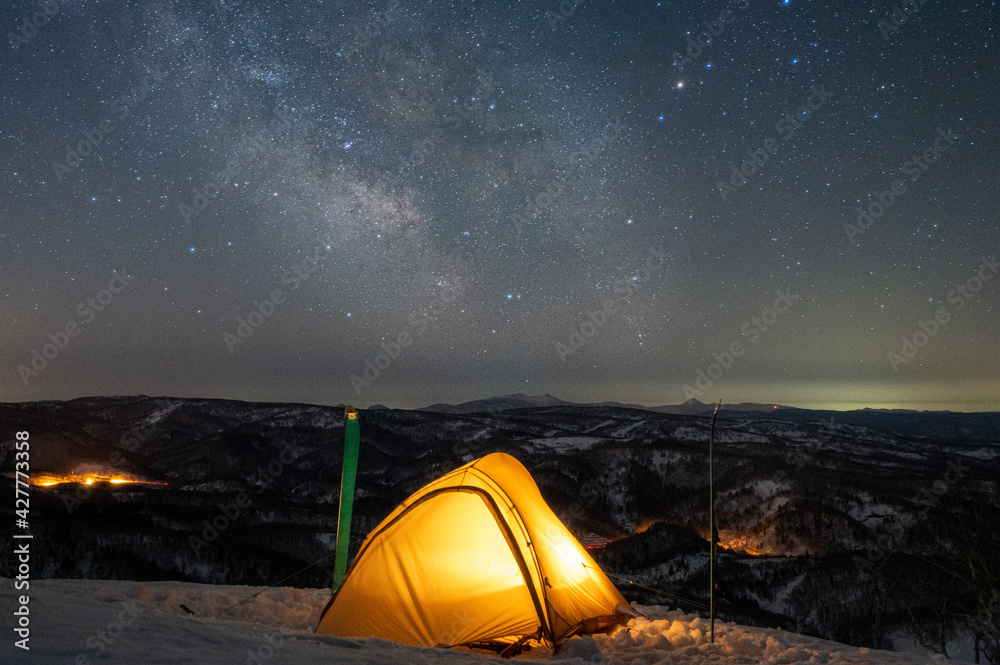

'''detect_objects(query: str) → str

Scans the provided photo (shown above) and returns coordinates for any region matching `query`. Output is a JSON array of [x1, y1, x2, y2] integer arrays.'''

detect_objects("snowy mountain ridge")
[[0, 396, 996, 660]]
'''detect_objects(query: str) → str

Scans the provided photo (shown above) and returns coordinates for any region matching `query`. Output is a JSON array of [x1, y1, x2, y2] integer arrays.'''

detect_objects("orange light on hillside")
[[29, 473, 166, 488], [711, 530, 779, 557]]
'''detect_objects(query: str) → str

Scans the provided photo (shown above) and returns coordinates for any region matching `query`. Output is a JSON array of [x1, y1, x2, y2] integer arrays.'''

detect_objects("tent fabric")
[[316, 452, 637, 648]]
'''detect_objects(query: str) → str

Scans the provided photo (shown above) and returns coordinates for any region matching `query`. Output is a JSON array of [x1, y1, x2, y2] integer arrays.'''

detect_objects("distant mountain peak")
[[417, 394, 800, 416], [417, 393, 576, 414]]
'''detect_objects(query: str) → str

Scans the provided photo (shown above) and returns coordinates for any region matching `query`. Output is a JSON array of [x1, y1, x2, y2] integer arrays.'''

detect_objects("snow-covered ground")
[[0, 578, 969, 664], [526, 436, 604, 454]]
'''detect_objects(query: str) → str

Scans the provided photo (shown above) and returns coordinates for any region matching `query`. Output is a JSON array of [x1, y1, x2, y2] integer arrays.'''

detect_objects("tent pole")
[[332, 405, 360, 593], [709, 400, 721, 644]]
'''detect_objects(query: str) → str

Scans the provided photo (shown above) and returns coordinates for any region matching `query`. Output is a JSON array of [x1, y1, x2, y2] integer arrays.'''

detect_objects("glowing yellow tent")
[[316, 452, 637, 651]]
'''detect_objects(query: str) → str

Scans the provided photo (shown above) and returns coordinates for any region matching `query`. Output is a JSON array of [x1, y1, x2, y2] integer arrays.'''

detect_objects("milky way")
[[2, 0, 997, 410]]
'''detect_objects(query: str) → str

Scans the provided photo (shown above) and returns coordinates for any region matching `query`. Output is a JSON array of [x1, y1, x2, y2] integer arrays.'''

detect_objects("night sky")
[[2, 0, 997, 411]]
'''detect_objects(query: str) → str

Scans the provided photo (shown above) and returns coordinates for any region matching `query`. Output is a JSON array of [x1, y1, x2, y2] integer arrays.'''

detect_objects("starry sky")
[[2, 0, 998, 411]]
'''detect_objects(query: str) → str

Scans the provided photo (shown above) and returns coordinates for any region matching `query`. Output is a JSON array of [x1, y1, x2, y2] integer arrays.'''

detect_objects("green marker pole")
[[332, 405, 360, 593]]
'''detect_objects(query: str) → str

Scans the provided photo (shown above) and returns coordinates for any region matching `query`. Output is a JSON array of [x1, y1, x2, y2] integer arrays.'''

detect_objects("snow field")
[[1, 579, 962, 664]]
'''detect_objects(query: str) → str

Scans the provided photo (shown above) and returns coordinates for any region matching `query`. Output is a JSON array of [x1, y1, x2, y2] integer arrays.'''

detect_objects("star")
[[1, 0, 994, 413]]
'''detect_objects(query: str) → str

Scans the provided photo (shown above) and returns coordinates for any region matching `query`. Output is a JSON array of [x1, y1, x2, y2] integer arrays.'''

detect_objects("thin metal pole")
[[709, 400, 721, 643]]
